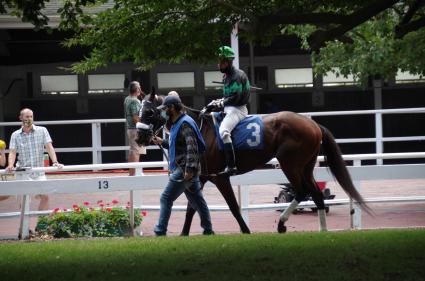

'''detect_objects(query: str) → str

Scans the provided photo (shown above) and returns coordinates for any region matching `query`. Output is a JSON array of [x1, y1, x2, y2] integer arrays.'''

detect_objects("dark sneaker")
[[203, 230, 215, 235]]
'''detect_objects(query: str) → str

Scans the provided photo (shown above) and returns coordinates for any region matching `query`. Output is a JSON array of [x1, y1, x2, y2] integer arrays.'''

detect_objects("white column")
[[231, 25, 240, 69], [374, 79, 383, 165]]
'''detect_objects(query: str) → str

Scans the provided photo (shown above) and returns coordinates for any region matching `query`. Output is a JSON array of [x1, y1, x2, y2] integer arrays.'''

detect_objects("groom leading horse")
[[136, 47, 372, 235]]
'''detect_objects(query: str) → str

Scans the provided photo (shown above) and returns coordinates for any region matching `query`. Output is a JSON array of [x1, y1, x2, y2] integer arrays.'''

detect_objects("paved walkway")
[[1, 173, 425, 238]]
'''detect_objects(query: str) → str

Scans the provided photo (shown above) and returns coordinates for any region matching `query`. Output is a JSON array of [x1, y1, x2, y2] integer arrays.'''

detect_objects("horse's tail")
[[320, 125, 373, 216]]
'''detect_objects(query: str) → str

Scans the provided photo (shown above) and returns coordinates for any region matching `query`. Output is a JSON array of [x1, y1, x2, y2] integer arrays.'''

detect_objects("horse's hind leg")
[[277, 181, 308, 233], [303, 158, 328, 231], [309, 180, 328, 231], [276, 151, 311, 233]]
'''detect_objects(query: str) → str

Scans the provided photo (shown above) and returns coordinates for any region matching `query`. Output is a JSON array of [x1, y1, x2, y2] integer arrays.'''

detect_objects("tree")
[[2, 0, 425, 82]]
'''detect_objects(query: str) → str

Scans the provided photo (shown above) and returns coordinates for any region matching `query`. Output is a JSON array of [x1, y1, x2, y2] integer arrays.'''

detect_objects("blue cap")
[[157, 95, 182, 110]]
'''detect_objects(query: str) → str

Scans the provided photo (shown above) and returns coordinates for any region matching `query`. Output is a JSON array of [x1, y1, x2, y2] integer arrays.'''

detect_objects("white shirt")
[[9, 124, 52, 169]]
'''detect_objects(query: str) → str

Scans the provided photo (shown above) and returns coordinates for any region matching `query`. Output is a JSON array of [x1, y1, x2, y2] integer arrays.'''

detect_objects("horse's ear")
[[149, 87, 156, 102]]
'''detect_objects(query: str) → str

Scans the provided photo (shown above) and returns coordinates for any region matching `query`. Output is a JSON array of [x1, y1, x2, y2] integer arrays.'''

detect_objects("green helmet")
[[218, 46, 235, 60]]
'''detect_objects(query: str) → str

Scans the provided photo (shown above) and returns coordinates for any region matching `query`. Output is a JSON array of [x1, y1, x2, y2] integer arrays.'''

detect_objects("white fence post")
[[18, 195, 30, 239], [238, 185, 249, 226], [350, 159, 362, 229], [375, 112, 383, 165], [91, 122, 102, 164]]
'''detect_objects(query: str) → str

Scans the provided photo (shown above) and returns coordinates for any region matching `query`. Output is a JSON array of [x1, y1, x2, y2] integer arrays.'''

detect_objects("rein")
[[197, 113, 223, 179], [152, 125, 170, 172]]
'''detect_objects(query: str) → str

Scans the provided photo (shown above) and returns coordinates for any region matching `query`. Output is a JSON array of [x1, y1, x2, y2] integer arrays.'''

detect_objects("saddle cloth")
[[212, 112, 264, 150]]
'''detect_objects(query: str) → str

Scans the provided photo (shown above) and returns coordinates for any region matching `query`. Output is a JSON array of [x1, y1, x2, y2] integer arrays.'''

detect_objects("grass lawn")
[[0, 229, 424, 281]]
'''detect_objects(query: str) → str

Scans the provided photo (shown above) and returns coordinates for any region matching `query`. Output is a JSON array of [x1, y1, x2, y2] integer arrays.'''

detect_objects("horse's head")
[[136, 90, 165, 146]]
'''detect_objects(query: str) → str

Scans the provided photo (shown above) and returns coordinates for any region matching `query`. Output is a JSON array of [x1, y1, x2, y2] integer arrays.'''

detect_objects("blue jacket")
[[168, 114, 206, 171]]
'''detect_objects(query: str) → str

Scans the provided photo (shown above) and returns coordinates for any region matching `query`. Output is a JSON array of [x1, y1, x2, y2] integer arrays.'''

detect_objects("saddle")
[[211, 112, 264, 150]]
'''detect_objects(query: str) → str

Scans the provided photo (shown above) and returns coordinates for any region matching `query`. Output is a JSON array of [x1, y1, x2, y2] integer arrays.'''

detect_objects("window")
[[157, 72, 195, 89], [248, 66, 268, 90], [204, 71, 222, 89], [275, 68, 313, 88], [40, 75, 78, 95], [88, 74, 125, 94], [395, 70, 424, 84], [323, 68, 356, 86]]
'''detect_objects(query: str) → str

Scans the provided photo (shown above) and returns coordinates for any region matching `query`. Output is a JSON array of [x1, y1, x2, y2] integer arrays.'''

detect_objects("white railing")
[[1, 107, 424, 164], [1, 152, 425, 239]]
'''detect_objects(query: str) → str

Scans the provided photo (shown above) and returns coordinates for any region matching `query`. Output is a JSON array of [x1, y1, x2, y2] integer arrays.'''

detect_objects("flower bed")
[[36, 200, 147, 238]]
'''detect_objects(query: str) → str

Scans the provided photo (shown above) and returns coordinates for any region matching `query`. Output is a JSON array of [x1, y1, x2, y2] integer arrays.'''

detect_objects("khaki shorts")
[[127, 129, 146, 155], [15, 173, 47, 206]]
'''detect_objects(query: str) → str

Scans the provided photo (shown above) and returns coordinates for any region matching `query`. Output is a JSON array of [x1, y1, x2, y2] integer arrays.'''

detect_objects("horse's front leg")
[[214, 176, 251, 234], [180, 202, 196, 236]]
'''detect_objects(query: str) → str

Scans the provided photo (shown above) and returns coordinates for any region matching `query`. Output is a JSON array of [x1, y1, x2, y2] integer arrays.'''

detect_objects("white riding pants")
[[219, 105, 248, 144]]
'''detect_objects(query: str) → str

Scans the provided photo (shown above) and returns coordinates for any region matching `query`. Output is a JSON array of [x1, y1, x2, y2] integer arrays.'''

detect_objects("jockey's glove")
[[205, 98, 224, 113], [200, 107, 208, 116]]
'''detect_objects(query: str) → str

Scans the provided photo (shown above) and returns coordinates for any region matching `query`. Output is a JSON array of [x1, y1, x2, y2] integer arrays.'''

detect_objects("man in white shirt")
[[6, 108, 63, 210]]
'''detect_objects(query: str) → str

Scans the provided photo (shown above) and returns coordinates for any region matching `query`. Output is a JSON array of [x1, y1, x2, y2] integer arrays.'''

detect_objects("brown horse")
[[137, 93, 372, 234]]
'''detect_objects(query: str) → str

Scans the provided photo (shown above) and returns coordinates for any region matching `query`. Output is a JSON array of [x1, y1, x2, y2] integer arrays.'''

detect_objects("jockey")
[[203, 46, 251, 176]]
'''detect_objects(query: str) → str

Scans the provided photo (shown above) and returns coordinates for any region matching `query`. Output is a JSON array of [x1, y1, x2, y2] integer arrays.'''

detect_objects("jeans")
[[154, 168, 213, 236]]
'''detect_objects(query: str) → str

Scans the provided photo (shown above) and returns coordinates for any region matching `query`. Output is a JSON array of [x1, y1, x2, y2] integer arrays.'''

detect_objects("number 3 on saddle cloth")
[[212, 112, 264, 150]]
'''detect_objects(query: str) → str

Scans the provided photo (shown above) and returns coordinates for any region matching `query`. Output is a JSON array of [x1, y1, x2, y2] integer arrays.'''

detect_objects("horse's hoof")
[[277, 221, 287, 233]]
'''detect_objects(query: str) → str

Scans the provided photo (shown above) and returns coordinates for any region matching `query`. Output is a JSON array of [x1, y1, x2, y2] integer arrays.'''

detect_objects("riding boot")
[[219, 143, 238, 176]]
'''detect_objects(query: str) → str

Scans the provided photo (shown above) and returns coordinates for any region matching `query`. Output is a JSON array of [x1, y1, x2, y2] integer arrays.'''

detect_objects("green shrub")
[[36, 200, 146, 238]]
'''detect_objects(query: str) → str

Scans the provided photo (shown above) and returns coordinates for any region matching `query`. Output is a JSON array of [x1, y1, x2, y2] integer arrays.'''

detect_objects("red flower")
[[83, 201, 90, 206], [112, 199, 119, 205], [53, 207, 60, 213], [141, 211, 148, 217], [97, 200, 103, 204], [74, 208, 81, 213], [63, 208, 68, 212], [99, 203, 105, 207], [106, 207, 112, 212], [125, 206, 130, 209], [72, 204, 79, 209]]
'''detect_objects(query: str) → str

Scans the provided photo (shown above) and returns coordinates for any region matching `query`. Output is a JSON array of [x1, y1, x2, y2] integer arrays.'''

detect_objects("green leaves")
[[310, 9, 425, 85], [3, 1, 425, 81]]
